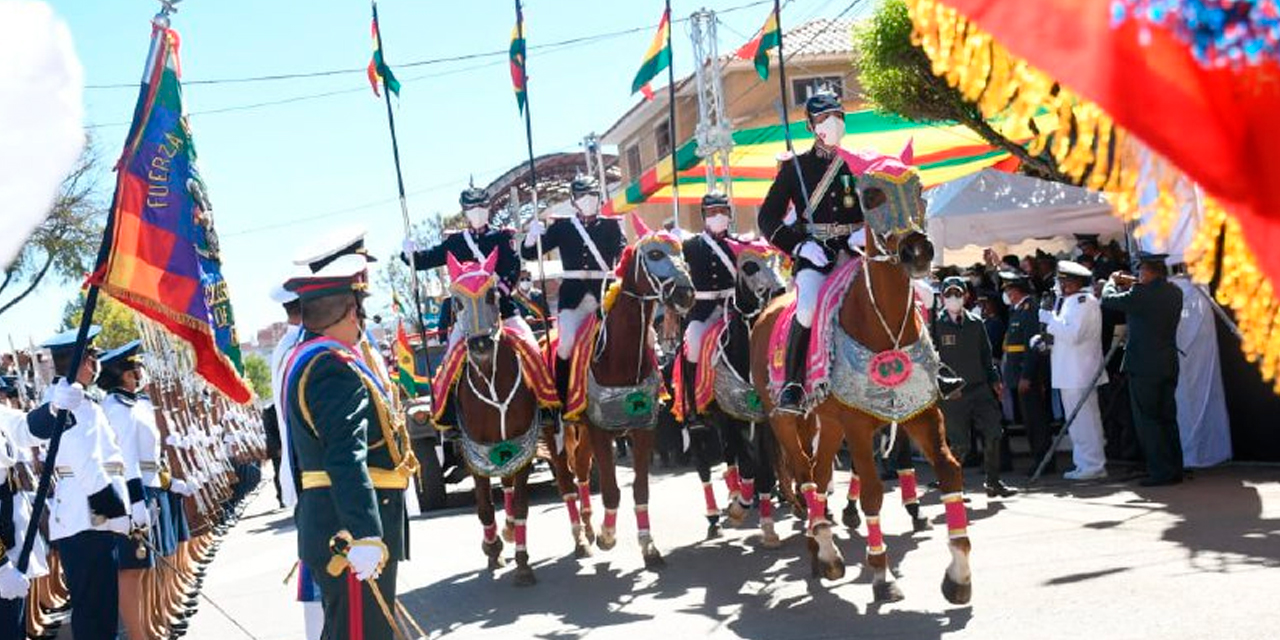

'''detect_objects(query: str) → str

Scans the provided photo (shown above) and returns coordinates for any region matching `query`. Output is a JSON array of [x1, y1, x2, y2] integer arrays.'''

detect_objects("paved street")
[[185, 460, 1280, 640]]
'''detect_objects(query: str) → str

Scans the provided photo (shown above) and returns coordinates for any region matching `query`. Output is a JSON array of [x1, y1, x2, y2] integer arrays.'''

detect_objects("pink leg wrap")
[[724, 466, 741, 496], [483, 523, 498, 543], [503, 487, 515, 515], [943, 492, 969, 539], [603, 508, 618, 530], [758, 493, 774, 520], [898, 469, 919, 506], [702, 482, 719, 516], [514, 520, 527, 550], [866, 515, 886, 555], [738, 479, 756, 507], [635, 505, 651, 532], [847, 474, 861, 501], [577, 482, 592, 515], [803, 484, 826, 526], [563, 493, 580, 524]]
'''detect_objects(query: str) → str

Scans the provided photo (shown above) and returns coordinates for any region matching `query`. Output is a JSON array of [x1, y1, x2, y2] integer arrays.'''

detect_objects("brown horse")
[[445, 250, 562, 585], [751, 145, 973, 605], [569, 215, 694, 568]]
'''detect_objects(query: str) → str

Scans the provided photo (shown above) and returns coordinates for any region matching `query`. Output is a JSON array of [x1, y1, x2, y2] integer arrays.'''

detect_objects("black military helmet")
[[569, 174, 600, 198], [459, 185, 489, 209], [805, 90, 843, 122], [700, 191, 731, 215]]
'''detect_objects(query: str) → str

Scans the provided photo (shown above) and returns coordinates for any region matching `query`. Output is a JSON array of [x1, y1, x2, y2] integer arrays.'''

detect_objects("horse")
[[685, 239, 788, 547], [750, 144, 973, 605], [439, 250, 566, 585], [563, 214, 695, 569]]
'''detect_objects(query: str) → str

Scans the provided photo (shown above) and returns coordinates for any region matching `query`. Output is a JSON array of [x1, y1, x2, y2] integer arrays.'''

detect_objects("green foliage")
[[376, 216, 446, 327], [854, 0, 975, 123], [242, 352, 272, 399], [60, 293, 141, 349]]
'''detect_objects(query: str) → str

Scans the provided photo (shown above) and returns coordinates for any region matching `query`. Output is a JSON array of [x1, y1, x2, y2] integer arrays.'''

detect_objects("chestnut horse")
[[569, 215, 694, 568], [751, 146, 973, 605]]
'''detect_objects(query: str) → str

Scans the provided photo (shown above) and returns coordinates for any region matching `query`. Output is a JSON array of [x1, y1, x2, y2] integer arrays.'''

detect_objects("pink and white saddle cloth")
[[766, 258, 862, 411]]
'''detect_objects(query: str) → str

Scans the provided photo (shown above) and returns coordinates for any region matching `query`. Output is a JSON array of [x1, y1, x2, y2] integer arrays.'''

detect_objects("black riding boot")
[[937, 363, 965, 400], [776, 322, 811, 414], [553, 356, 572, 428], [683, 358, 704, 430]]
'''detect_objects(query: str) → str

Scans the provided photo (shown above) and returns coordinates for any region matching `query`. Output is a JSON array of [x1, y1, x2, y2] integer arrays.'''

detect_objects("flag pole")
[[370, 0, 433, 395], [772, 0, 810, 211], [514, 0, 552, 351], [665, 0, 681, 232]]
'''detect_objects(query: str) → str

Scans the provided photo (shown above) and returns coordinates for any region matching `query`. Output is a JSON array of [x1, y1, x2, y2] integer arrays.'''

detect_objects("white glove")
[[797, 241, 829, 268], [848, 227, 866, 252], [523, 218, 545, 247], [1038, 309, 1053, 323], [0, 564, 29, 600], [106, 515, 131, 535], [51, 381, 84, 412], [346, 538, 387, 581], [169, 479, 194, 497], [130, 502, 149, 530], [401, 238, 419, 258]]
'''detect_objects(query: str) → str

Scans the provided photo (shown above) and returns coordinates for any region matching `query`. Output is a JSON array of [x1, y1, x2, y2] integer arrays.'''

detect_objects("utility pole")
[[690, 9, 735, 223]]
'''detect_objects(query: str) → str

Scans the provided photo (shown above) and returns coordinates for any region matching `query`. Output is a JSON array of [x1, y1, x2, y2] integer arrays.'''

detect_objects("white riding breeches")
[[683, 308, 724, 364], [556, 294, 600, 359], [794, 269, 827, 329]]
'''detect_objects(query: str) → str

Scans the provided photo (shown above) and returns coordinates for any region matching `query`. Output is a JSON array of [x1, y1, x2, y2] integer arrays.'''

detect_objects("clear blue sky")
[[8, 0, 867, 347]]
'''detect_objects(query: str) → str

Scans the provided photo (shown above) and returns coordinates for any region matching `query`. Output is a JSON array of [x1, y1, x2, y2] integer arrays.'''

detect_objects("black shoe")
[[985, 481, 1017, 498], [775, 323, 811, 414], [1139, 476, 1183, 487]]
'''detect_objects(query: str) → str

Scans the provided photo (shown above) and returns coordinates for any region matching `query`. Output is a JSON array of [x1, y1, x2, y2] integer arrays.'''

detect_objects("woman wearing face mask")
[[757, 91, 866, 413]]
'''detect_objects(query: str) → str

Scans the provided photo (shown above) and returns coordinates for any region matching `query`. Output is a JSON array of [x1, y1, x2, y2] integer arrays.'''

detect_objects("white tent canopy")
[[925, 169, 1124, 264]]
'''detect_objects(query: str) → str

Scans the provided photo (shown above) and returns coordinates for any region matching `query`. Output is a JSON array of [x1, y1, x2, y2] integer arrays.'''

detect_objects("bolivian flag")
[[367, 12, 400, 98], [510, 6, 527, 114], [631, 6, 672, 100], [394, 320, 426, 397], [736, 7, 781, 80]]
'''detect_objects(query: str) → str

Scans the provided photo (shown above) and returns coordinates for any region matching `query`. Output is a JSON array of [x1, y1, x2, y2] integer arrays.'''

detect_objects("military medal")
[[841, 175, 855, 209]]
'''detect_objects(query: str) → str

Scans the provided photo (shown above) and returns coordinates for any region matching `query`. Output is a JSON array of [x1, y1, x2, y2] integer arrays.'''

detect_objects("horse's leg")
[[808, 409, 848, 581], [587, 425, 621, 551], [630, 428, 664, 569], [474, 475, 504, 569], [768, 412, 814, 522], [501, 476, 516, 543], [569, 423, 597, 544], [545, 430, 591, 558], [720, 415, 751, 527], [753, 422, 782, 548], [845, 419, 903, 603], [842, 471, 863, 530], [511, 468, 536, 586], [905, 409, 972, 605], [895, 442, 930, 532], [689, 419, 721, 537]]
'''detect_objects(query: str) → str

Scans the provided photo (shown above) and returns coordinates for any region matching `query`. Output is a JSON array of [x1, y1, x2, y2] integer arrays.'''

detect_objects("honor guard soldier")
[[680, 192, 739, 428], [521, 174, 626, 408], [282, 256, 416, 640], [405, 185, 535, 350], [1040, 261, 1109, 480], [40, 326, 133, 640], [758, 91, 865, 412], [999, 273, 1052, 474], [1102, 252, 1185, 486]]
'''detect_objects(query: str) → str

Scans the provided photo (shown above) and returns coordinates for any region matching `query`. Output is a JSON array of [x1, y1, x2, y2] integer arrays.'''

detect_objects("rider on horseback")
[[521, 174, 626, 417], [758, 91, 866, 414], [680, 192, 740, 429]]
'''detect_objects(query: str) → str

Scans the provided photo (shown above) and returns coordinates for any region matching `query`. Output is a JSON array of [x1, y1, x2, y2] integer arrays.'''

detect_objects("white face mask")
[[574, 194, 601, 219], [1002, 292, 1013, 306], [943, 296, 965, 313], [704, 213, 729, 234], [518, 280, 532, 292], [465, 207, 490, 229], [814, 116, 845, 147]]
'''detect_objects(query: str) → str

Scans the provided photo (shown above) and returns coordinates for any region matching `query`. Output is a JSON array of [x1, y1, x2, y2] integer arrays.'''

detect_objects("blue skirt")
[[167, 488, 191, 544], [150, 487, 179, 557]]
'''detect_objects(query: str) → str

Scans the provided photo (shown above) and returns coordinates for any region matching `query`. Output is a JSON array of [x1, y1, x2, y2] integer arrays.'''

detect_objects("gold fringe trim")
[[907, 0, 1280, 392]]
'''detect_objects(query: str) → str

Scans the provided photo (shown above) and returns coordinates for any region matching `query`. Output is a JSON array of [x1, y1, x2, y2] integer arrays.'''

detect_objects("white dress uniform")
[[46, 389, 132, 542], [1040, 286, 1109, 476], [0, 407, 50, 578], [270, 322, 303, 508]]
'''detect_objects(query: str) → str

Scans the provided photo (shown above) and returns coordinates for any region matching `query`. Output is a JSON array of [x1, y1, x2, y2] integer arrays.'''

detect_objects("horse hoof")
[[823, 559, 846, 581], [513, 568, 537, 587], [583, 522, 597, 545], [760, 523, 782, 549], [941, 573, 972, 605], [482, 539, 505, 569], [502, 521, 516, 544], [912, 516, 931, 533], [597, 530, 617, 552], [841, 503, 862, 530], [574, 543, 592, 559], [706, 523, 721, 539], [873, 580, 905, 603], [642, 546, 666, 570], [726, 501, 748, 526]]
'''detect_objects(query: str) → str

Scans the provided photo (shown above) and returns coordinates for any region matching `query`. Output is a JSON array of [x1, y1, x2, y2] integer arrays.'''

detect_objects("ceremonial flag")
[[87, 22, 252, 404], [631, 6, 672, 99], [394, 320, 426, 397], [736, 7, 781, 80], [510, 6, 528, 114], [367, 14, 400, 97]]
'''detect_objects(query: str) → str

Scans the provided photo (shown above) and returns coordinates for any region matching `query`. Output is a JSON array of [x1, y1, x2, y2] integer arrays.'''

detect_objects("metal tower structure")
[[689, 8, 735, 218]]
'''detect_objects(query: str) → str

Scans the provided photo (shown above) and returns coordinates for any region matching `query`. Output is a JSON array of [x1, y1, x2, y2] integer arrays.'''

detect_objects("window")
[[625, 144, 642, 179], [791, 76, 844, 105], [654, 119, 671, 158]]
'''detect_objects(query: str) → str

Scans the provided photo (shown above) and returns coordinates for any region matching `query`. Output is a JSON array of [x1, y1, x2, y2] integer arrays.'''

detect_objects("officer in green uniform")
[[934, 277, 1016, 497], [1101, 252, 1184, 486], [999, 271, 1052, 474], [282, 255, 416, 640]]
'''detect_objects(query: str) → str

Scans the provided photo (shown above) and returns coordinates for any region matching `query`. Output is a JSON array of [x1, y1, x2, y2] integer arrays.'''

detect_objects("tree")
[[60, 292, 140, 348], [853, 0, 1068, 183], [1, 137, 108, 317], [376, 215, 446, 328], [242, 352, 272, 399]]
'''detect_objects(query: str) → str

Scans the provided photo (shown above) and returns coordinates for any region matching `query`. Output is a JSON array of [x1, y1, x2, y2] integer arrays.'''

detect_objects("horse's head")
[[624, 214, 695, 313], [842, 142, 935, 278], [729, 237, 785, 311], [446, 250, 502, 362]]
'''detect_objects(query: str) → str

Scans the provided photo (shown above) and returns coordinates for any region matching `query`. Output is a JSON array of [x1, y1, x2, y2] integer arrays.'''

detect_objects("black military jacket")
[[758, 147, 863, 268], [683, 231, 738, 323], [521, 216, 625, 311]]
